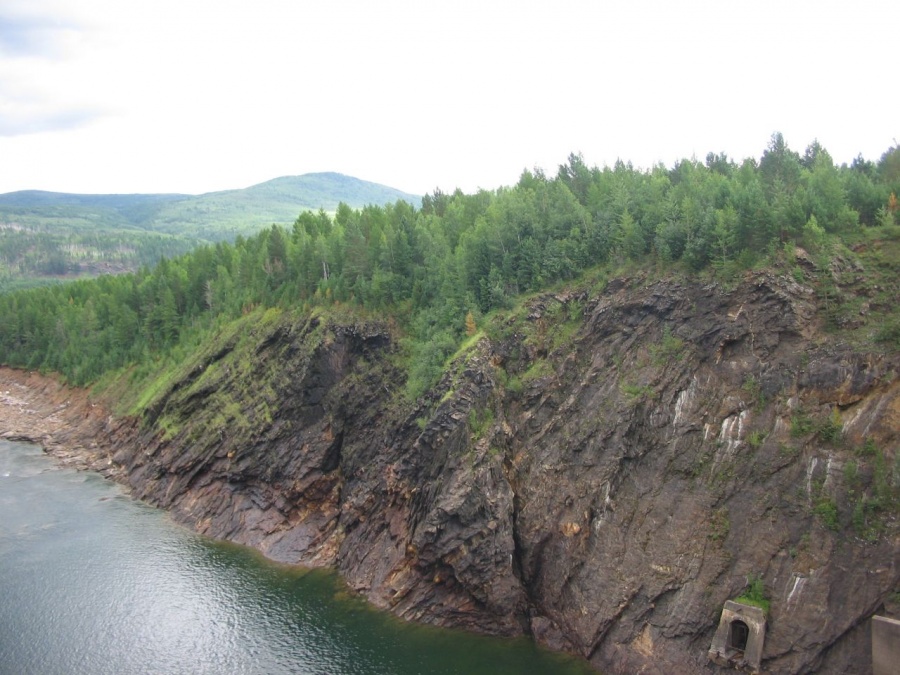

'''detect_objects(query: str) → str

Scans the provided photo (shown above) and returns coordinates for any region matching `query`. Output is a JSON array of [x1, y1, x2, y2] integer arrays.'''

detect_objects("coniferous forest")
[[1, 134, 898, 396]]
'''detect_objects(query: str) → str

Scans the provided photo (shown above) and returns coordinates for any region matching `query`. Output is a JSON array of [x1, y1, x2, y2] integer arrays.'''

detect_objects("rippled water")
[[0, 441, 595, 675]]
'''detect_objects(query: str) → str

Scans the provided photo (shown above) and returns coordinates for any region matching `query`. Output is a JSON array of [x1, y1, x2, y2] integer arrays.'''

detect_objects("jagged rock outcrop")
[[3, 269, 897, 674], [491, 273, 898, 674]]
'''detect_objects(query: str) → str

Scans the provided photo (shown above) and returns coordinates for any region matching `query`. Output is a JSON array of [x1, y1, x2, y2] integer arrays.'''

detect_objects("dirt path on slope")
[[0, 367, 126, 477]]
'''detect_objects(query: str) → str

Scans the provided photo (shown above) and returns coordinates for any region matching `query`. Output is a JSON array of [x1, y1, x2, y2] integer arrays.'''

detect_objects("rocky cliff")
[[4, 266, 898, 674]]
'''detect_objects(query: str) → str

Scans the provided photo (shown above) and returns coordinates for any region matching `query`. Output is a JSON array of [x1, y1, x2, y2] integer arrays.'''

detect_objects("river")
[[0, 441, 594, 675]]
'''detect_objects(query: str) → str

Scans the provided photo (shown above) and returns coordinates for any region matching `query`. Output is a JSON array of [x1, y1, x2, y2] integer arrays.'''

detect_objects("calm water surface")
[[0, 441, 595, 675]]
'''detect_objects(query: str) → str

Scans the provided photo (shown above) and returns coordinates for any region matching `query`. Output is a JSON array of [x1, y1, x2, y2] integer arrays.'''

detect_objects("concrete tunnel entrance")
[[708, 601, 766, 673], [730, 619, 750, 652]]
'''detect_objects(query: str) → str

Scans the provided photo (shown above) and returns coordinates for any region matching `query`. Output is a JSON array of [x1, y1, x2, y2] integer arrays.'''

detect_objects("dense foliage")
[[1, 135, 898, 391]]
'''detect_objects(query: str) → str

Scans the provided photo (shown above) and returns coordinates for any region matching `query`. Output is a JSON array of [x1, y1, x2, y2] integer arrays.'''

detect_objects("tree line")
[[0, 134, 898, 390]]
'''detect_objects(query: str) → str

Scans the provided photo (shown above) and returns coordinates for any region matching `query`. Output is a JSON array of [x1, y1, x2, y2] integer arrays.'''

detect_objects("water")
[[0, 441, 594, 675]]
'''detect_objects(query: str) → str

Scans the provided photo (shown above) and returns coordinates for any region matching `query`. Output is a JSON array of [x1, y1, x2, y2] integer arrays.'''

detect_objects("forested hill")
[[0, 134, 898, 391], [0, 172, 419, 292]]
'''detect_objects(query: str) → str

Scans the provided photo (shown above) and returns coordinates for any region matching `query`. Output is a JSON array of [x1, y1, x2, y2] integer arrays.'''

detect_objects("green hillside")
[[1, 134, 898, 390], [0, 173, 420, 292]]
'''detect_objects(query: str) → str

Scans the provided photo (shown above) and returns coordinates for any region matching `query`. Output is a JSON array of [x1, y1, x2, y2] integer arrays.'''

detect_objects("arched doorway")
[[730, 619, 750, 652], [708, 601, 766, 672]]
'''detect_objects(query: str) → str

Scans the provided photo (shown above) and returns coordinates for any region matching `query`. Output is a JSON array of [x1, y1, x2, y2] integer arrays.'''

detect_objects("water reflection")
[[0, 442, 595, 675]]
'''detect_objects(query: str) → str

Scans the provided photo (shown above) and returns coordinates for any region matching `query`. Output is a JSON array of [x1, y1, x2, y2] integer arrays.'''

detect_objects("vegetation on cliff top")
[[0, 134, 898, 402]]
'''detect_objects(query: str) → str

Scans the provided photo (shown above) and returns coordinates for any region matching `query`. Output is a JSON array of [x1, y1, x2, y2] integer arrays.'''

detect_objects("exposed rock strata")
[[2, 271, 898, 674]]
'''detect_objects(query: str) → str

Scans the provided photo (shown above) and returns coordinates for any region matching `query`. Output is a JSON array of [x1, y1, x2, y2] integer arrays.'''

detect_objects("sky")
[[0, 0, 897, 197]]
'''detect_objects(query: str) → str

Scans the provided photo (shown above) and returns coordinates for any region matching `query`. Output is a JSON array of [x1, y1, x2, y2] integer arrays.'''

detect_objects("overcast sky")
[[1, 0, 896, 197]]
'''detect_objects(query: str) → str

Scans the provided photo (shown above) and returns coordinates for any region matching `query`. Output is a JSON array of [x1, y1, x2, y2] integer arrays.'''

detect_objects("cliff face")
[[105, 271, 899, 674]]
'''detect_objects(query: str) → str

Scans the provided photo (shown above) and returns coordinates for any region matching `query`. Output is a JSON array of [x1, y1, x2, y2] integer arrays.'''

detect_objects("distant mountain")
[[144, 173, 419, 239], [0, 191, 185, 210], [237, 173, 420, 213], [0, 172, 420, 240], [0, 173, 421, 291]]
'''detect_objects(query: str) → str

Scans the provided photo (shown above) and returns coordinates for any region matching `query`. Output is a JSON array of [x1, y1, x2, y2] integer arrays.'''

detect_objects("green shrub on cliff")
[[734, 574, 770, 615]]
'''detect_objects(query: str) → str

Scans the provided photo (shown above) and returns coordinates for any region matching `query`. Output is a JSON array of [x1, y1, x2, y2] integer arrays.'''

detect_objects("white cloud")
[[0, 1, 82, 58], [0, 0, 896, 196]]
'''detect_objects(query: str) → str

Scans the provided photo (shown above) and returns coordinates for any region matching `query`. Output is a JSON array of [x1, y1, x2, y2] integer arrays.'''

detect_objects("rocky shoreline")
[[0, 367, 123, 476]]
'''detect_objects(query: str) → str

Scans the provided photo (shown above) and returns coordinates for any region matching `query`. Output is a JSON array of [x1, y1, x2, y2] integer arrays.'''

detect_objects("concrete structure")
[[873, 615, 900, 675], [708, 600, 766, 673]]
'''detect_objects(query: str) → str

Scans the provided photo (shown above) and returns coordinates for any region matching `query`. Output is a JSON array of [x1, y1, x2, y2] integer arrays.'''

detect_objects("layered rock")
[[2, 269, 898, 674]]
